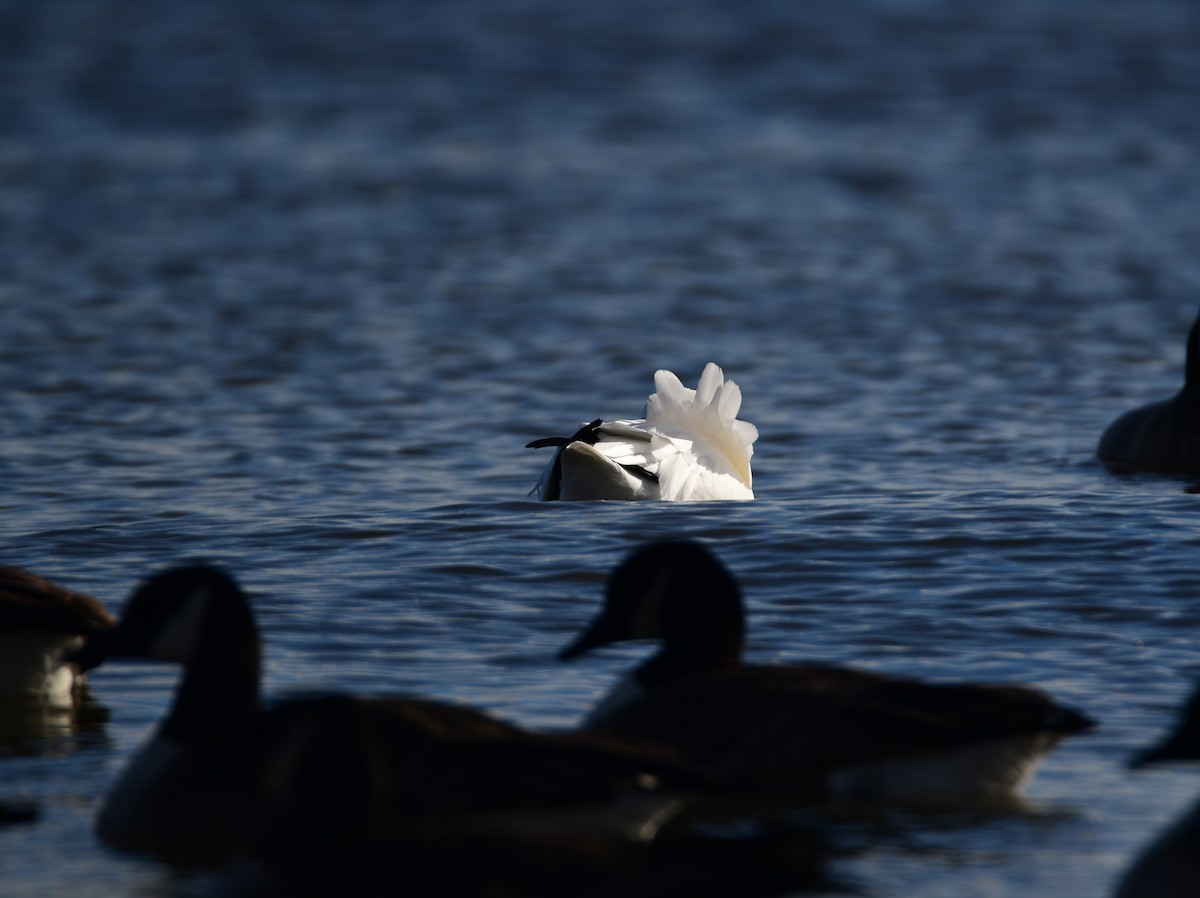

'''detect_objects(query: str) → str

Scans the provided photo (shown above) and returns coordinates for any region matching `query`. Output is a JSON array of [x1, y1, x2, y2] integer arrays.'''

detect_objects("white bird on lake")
[[526, 363, 757, 501]]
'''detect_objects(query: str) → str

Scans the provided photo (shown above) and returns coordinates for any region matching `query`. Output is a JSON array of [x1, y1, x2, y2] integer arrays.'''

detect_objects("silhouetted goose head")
[[74, 565, 261, 738], [76, 565, 254, 664], [559, 541, 745, 684]]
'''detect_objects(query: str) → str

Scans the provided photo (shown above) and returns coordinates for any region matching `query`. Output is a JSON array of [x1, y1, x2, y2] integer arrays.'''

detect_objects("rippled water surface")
[[3, 0, 1200, 895]]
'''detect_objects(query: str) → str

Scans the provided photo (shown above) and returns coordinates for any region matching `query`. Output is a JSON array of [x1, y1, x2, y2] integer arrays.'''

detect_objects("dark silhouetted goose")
[[559, 541, 1094, 807], [0, 566, 115, 706], [1098, 311, 1200, 474], [526, 363, 757, 501], [1114, 685, 1200, 898], [227, 694, 833, 898], [73, 565, 705, 862]]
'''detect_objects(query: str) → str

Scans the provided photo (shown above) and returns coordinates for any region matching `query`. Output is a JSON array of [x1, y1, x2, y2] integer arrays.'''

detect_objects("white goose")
[[526, 363, 757, 501]]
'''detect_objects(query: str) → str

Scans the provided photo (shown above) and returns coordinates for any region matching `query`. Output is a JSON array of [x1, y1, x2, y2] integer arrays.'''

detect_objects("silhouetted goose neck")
[[1185, 312, 1200, 390], [99, 566, 261, 740], [559, 542, 745, 685]]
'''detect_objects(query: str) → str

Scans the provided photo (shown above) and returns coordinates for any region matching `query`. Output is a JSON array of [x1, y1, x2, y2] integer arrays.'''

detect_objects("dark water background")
[[3, 0, 1200, 894]]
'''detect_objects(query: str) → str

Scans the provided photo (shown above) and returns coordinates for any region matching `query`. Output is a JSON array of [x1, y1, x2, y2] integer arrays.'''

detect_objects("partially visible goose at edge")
[[0, 566, 115, 707], [71, 565, 709, 864], [1114, 684, 1200, 898], [559, 541, 1095, 807], [526, 363, 757, 501], [1098, 310, 1200, 474]]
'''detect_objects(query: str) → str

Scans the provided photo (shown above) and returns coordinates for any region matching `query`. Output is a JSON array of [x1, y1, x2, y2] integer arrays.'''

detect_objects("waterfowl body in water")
[[1114, 685, 1200, 898], [526, 363, 757, 501], [559, 541, 1094, 807], [1098, 311, 1200, 474], [75, 565, 704, 862], [225, 822, 832, 898], [0, 567, 115, 706]]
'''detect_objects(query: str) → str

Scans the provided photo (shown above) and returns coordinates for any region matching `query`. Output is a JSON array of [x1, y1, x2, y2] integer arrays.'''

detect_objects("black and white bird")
[[526, 363, 757, 501], [0, 566, 115, 707], [559, 541, 1094, 807], [1098, 310, 1200, 474]]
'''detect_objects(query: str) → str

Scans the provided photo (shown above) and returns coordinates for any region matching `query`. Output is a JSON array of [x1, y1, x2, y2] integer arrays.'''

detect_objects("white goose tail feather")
[[644, 363, 757, 501]]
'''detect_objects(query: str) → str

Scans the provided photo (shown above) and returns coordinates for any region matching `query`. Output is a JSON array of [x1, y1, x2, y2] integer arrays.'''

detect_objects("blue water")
[[3, 0, 1200, 894]]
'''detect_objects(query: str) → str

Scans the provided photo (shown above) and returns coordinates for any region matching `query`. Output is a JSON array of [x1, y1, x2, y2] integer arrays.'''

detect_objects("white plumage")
[[526, 363, 758, 501]]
